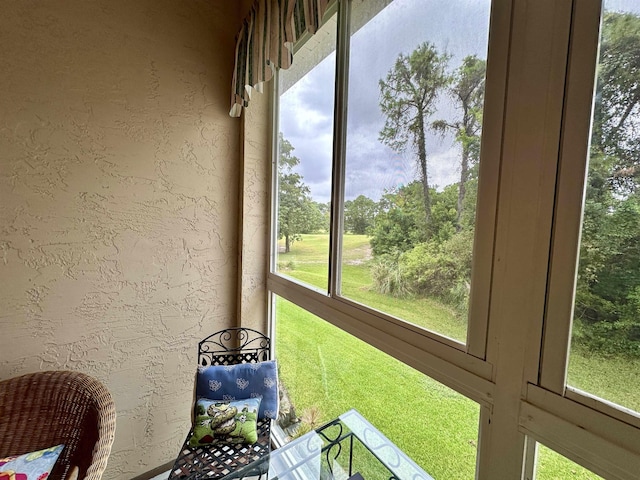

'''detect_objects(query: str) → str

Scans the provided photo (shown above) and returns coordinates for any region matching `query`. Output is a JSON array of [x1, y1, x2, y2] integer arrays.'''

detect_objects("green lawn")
[[276, 234, 635, 479], [568, 345, 640, 413]]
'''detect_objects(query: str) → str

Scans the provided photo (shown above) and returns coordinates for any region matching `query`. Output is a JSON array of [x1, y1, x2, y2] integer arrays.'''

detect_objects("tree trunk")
[[285, 235, 291, 253], [417, 113, 431, 229], [457, 142, 469, 230]]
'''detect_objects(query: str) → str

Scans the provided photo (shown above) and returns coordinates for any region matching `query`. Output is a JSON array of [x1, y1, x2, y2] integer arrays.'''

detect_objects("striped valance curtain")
[[230, 0, 330, 117]]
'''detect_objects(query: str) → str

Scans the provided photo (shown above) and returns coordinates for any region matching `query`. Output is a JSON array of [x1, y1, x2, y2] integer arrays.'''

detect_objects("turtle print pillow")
[[196, 360, 278, 419], [188, 397, 261, 446]]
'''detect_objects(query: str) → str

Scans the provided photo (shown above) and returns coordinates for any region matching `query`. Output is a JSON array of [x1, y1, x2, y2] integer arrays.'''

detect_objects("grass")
[[568, 345, 640, 412], [276, 233, 636, 479], [341, 263, 467, 342], [535, 444, 605, 479]]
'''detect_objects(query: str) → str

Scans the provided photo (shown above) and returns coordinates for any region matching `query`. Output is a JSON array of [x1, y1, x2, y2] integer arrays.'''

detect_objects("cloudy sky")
[[278, 0, 639, 204]]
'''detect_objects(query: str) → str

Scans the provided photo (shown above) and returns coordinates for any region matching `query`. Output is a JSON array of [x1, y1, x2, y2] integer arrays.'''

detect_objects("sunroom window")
[[275, 13, 337, 293], [260, 0, 640, 478], [542, 0, 640, 417], [274, 294, 481, 479], [565, 1, 640, 414], [272, 0, 500, 363], [534, 444, 604, 480], [270, 1, 497, 476], [340, 0, 492, 345]]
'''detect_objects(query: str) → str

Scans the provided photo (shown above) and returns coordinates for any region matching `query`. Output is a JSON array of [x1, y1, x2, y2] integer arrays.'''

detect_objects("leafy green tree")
[[429, 184, 458, 244], [370, 183, 427, 256], [432, 55, 486, 227], [574, 190, 640, 355], [379, 43, 451, 227], [278, 134, 323, 253], [300, 202, 326, 235], [592, 11, 640, 194], [573, 11, 640, 356], [314, 201, 331, 233], [370, 182, 457, 256], [369, 182, 470, 310], [344, 195, 377, 234]]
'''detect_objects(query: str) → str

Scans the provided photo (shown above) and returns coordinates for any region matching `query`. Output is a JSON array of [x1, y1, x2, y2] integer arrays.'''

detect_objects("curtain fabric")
[[230, 0, 330, 117]]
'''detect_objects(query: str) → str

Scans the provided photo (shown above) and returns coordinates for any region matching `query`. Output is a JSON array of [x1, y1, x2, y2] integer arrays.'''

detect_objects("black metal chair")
[[169, 328, 273, 480]]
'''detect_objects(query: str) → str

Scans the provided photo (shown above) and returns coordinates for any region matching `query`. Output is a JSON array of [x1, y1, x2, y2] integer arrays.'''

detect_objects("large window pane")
[[275, 15, 337, 292], [275, 296, 480, 479], [567, 0, 640, 414], [340, 0, 492, 343]]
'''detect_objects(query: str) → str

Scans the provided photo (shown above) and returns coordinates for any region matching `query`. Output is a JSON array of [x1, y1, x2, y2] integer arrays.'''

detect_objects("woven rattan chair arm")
[[0, 370, 116, 480]]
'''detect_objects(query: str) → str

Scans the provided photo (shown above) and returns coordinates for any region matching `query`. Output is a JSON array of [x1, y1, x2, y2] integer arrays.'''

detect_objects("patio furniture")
[[169, 328, 273, 480], [228, 409, 435, 480], [0, 370, 117, 480]]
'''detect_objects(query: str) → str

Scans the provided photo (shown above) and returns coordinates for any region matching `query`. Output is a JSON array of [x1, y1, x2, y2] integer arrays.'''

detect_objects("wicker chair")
[[169, 328, 273, 480], [0, 370, 116, 480]]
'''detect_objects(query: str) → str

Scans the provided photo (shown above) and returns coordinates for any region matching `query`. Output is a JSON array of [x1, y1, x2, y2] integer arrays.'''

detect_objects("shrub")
[[575, 288, 618, 324], [370, 254, 410, 297], [449, 280, 471, 315], [278, 260, 297, 271], [397, 230, 474, 309], [400, 243, 457, 298], [572, 319, 640, 358], [370, 230, 474, 313], [572, 285, 640, 358]]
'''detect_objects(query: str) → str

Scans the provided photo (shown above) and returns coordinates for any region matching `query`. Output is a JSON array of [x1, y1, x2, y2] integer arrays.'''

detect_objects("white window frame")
[[533, 0, 640, 476], [269, 0, 508, 398], [264, 0, 640, 478]]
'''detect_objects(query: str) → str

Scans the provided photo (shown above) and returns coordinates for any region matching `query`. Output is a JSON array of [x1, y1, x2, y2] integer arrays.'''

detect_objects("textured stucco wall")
[[0, 1, 247, 477], [238, 89, 272, 333]]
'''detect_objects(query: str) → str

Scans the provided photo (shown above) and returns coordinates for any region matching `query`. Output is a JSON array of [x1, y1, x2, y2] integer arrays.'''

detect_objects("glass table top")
[[224, 409, 434, 480]]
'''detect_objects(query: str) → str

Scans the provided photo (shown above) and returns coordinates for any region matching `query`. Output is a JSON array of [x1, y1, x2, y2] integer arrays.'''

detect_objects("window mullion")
[[328, 0, 351, 298], [270, 72, 281, 276], [478, 0, 574, 477], [540, 0, 602, 395], [269, 73, 281, 342], [465, 0, 513, 359]]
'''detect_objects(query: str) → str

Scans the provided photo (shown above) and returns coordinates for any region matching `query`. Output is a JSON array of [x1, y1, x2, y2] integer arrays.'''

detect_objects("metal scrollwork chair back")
[[169, 328, 273, 480], [198, 328, 271, 367]]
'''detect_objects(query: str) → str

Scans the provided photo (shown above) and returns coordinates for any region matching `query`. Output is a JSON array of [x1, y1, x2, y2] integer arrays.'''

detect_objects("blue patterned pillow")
[[0, 444, 64, 479], [196, 360, 278, 419]]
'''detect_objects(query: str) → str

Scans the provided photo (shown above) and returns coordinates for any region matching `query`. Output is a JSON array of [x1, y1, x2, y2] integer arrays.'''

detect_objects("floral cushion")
[[0, 444, 64, 480], [196, 360, 279, 419], [188, 397, 261, 446]]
